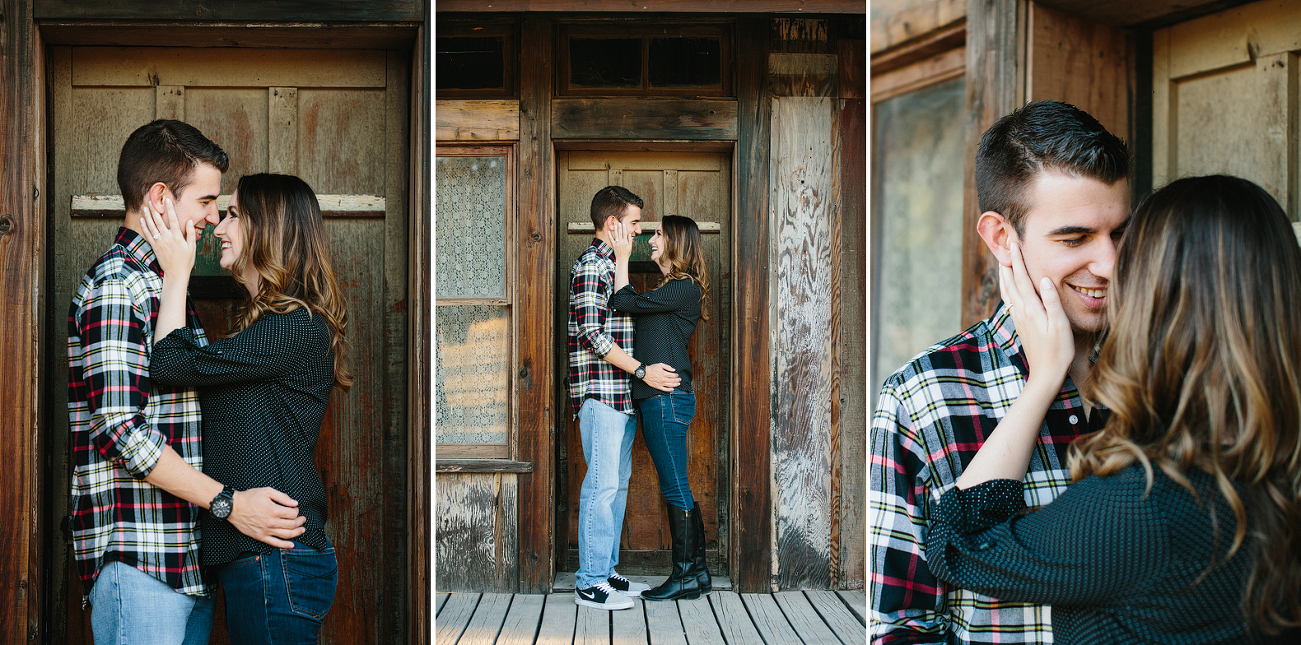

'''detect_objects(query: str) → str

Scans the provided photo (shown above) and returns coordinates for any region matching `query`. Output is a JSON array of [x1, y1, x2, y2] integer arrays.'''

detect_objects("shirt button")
[[1069, 415, 1079, 424]]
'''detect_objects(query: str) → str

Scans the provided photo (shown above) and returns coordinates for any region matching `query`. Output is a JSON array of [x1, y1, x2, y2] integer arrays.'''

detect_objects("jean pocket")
[[668, 392, 695, 425], [281, 547, 338, 621]]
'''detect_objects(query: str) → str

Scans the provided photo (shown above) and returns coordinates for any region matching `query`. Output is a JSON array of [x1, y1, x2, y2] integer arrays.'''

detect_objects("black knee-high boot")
[[642, 505, 702, 601], [690, 502, 711, 594]]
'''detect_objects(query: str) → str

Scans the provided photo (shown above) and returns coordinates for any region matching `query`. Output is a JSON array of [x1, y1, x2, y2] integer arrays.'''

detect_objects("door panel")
[[46, 46, 408, 644], [556, 150, 731, 576]]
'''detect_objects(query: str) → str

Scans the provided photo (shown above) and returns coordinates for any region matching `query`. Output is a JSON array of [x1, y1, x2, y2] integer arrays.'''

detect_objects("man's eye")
[[1060, 237, 1086, 247]]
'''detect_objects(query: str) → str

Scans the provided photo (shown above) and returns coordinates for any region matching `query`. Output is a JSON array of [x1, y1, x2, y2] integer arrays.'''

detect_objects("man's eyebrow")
[[1046, 225, 1094, 236]]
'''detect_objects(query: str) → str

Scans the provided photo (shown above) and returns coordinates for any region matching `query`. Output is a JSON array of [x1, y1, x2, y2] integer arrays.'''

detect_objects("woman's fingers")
[[1010, 242, 1047, 319], [1039, 276, 1069, 327]]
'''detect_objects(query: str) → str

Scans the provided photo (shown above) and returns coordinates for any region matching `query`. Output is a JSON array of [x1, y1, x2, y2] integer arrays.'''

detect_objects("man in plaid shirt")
[[870, 101, 1130, 643], [568, 185, 680, 610], [68, 120, 306, 644]]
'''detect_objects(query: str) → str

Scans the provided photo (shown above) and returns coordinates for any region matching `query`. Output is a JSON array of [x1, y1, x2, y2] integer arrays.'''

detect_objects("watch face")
[[211, 497, 233, 519], [635, 366, 645, 379]]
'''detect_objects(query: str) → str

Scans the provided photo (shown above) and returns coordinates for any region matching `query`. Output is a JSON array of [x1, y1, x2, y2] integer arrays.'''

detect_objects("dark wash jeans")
[[638, 389, 697, 510], [215, 539, 338, 645]]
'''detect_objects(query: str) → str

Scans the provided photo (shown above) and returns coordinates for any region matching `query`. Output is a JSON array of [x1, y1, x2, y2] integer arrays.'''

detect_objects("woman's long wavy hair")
[[1073, 175, 1301, 632], [228, 173, 354, 391], [655, 215, 710, 321]]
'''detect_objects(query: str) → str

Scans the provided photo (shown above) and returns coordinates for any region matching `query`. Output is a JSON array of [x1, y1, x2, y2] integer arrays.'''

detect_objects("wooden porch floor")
[[434, 588, 866, 645]]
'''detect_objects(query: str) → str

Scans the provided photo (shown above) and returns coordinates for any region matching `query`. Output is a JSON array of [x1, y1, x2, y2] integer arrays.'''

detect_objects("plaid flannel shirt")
[[568, 238, 635, 415], [67, 227, 210, 603], [869, 303, 1104, 644]]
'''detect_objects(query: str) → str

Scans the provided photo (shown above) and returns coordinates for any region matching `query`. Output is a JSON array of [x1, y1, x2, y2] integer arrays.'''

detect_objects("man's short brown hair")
[[117, 119, 229, 213], [589, 185, 644, 229]]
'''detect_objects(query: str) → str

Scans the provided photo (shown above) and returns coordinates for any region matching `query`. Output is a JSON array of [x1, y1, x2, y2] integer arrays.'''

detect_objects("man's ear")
[[976, 210, 1016, 267], [145, 182, 171, 214]]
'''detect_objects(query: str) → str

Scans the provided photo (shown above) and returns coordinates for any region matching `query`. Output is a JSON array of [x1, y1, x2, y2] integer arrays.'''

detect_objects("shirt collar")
[[116, 226, 164, 276], [590, 237, 615, 260]]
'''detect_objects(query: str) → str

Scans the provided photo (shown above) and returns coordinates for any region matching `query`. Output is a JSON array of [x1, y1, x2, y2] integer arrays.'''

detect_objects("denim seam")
[[281, 549, 329, 621]]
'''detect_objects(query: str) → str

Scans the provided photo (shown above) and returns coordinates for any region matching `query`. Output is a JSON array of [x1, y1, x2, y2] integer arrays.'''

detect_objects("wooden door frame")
[[0, 14, 430, 644]]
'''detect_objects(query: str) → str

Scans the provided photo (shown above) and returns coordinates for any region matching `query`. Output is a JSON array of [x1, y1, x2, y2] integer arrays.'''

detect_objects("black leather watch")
[[634, 363, 646, 380], [209, 487, 235, 520]]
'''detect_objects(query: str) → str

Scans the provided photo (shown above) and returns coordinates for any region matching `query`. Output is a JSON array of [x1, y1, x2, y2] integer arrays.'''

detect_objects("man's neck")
[[594, 230, 612, 247], [122, 209, 148, 238], [1068, 331, 1096, 416]]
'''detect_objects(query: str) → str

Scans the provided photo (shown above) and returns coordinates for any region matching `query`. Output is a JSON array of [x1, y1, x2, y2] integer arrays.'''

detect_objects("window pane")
[[872, 78, 966, 400], [436, 305, 509, 444], [649, 37, 721, 87], [436, 37, 505, 90], [569, 38, 642, 88], [435, 155, 506, 299]]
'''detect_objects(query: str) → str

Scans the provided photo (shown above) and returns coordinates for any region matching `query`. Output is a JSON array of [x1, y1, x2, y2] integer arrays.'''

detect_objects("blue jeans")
[[576, 398, 637, 589], [215, 540, 338, 645], [638, 390, 697, 509], [89, 561, 214, 645]]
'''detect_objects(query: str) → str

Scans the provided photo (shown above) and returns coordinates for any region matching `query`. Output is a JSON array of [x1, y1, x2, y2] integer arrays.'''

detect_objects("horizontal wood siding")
[[34, 0, 421, 21], [436, 0, 866, 13], [551, 98, 739, 141], [0, 1, 42, 643], [436, 99, 520, 141]]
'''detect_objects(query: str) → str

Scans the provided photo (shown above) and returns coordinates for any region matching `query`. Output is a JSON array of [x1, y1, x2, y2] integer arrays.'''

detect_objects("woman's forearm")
[[955, 377, 1061, 489], [154, 274, 190, 344], [614, 257, 630, 290]]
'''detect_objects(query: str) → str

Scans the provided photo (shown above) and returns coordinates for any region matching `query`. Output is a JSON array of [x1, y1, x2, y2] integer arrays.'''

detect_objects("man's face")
[[1011, 170, 1129, 335], [161, 163, 223, 231], [615, 204, 643, 236]]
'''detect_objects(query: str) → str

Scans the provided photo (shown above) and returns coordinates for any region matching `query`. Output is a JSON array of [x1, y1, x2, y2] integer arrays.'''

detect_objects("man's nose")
[[1092, 236, 1118, 280]]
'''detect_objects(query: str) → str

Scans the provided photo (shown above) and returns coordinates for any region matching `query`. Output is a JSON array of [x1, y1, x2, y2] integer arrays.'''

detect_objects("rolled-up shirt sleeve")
[[77, 276, 166, 478], [570, 260, 616, 358]]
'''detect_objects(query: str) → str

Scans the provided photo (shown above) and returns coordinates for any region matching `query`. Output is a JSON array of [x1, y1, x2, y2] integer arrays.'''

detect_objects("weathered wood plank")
[[771, 96, 835, 589], [836, 97, 867, 591], [497, 594, 546, 645], [740, 594, 801, 644], [551, 98, 738, 141], [409, 25, 432, 645], [435, 459, 534, 473], [1166, 0, 1301, 78], [872, 0, 965, 53], [537, 594, 578, 645], [268, 87, 298, 174], [435, 593, 480, 644], [436, 99, 520, 141], [436, 474, 506, 591], [804, 590, 865, 645], [611, 599, 649, 645], [155, 85, 185, 120], [0, 2, 42, 644], [644, 601, 687, 645], [708, 592, 763, 645], [676, 596, 726, 645], [961, 0, 1022, 328], [71, 47, 387, 87], [835, 590, 866, 625], [515, 14, 558, 595], [838, 38, 865, 100], [768, 53, 838, 97], [35, 0, 421, 21], [732, 15, 774, 595], [773, 591, 841, 645], [870, 46, 964, 103], [576, 605, 611, 645], [40, 23, 420, 50], [436, 0, 865, 12], [436, 593, 450, 616], [70, 193, 385, 217], [1027, 0, 1253, 28], [459, 593, 513, 645], [1026, 3, 1130, 142]]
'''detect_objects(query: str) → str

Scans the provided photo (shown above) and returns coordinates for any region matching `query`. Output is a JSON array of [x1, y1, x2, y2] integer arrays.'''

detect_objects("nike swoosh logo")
[[579, 590, 595, 599]]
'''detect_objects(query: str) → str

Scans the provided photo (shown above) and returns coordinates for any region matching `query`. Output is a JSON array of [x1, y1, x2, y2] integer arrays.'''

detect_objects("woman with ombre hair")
[[926, 175, 1301, 644], [144, 173, 352, 644], [609, 214, 713, 601]]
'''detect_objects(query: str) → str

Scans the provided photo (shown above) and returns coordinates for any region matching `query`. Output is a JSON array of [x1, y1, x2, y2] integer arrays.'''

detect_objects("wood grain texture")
[[408, 24, 431, 645], [870, 46, 964, 103], [835, 98, 867, 590], [269, 87, 299, 174], [708, 592, 765, 645], [437, 99, 520, 141], [804, 590, 866, 644], [1032, 0, 1257, 28], [731, 16, 774, 595], [552, 98, 739, 141], [537, 593, 579, 645], [611, 598, 649, 645], [839, 39, 866, 100], [496, 593, 546, 645], [740, 593, 800, 643], [771, 96, 835, 589], [436, 459, 534, 473], [960, 0, 1022, 329], [769, 53, 839, 97], [435, 593, 480, 644], [516, 15, 557, 594], [155, 85, 185, 120], [575, 605, 610, 645], [835, 590, 866, 625], [459, 592, 513, 644], [436, 0, 866, 12], [677, 596, 727, 645], [773, 591, 841, 644], [71, 47, 387, 87], [436, 593, 450, 615], [644, 600, 687, 645], [871, 0, 965, 53], [0, 2, 41, 643], [1026, 3, 1130, 141], [436, 474, 518, 591], [36, 0, 421, 21]]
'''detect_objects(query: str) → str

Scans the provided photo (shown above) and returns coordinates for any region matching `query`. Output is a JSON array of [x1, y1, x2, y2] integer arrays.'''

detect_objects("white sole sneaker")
[[574, 588, 634, 610]]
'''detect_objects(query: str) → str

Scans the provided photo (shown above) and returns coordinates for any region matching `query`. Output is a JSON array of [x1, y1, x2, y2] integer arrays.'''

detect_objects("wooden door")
[[555, 151, 732, 579], [1153, 0, 1301, 228], [45, 46, 410, 643]]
